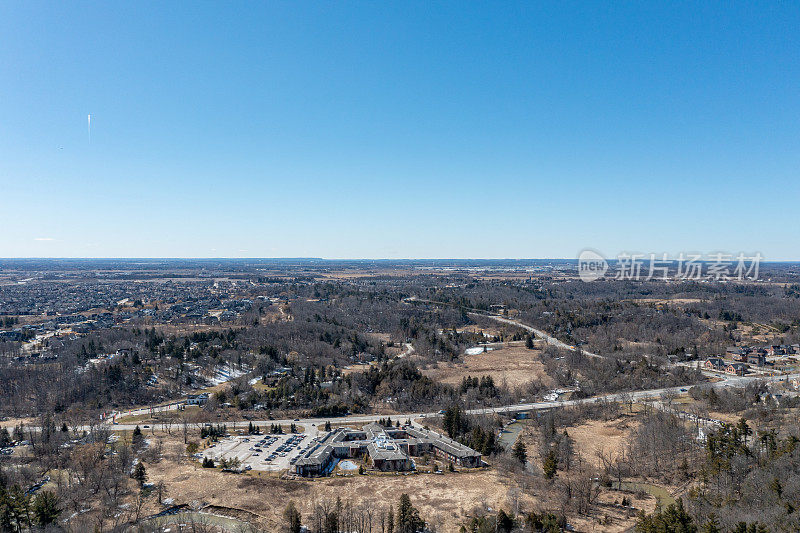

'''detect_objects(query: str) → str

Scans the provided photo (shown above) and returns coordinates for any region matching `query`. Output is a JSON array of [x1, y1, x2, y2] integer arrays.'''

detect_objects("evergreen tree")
[[497, 509, 514, 532], [396, 493, 425, 533], [283, 501, 302, 533], [543, 448, 558, 479], [636, 499, 696, 533], [701, 514, 720, 533], [526, 334, 534, 349], [133, 462, 148, 487], [512, 440, 527, 465], [32, 490, 60, 526]]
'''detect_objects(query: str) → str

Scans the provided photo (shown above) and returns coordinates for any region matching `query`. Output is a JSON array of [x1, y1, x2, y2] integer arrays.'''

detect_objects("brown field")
[[422, 345, 556, 390], [146, 435, 651, 532], [566, 416, 638, 469], [570, 489, 655, 533], [629, 298, 704, 306], [0, 416, 35, 429], [456, 324, 506, 337], [147, 443, 533, 532], [365, 332, 392, 343], [341, 363, 374, 375]]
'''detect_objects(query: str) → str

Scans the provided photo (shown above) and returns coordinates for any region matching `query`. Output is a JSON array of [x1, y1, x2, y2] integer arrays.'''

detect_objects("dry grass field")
[[566, 416, 638, 469], [147, 442, 653, 532], [146, 439, 537, 531], [422, 345, 556, 390]]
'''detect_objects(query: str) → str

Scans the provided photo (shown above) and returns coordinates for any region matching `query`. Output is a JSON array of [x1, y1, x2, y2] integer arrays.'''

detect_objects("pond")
[[138, 510, 256, 532], [611, 481, 676, 507]]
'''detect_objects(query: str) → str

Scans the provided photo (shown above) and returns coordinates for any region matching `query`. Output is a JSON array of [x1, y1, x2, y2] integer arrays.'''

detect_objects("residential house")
[[725, 362, 748, 376], [186, 393, 210, 405]]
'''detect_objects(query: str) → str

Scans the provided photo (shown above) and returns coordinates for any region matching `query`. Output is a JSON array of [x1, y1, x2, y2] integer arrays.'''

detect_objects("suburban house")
[[704, 357, 725, 371], [726, 347, 749, 361], [768, 345, 785, 356], [725, 362, 748, 376], [186, 393, 210, 405], [747, 353, 766, 367]]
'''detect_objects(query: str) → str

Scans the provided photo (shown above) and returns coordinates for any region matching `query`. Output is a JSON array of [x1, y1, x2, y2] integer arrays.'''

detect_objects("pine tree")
[[396, 493, 424, 533], [543, 448, 558, 479], [701, 515, 721, 533], [496, 509, 513, 532], [32, 490, 60, 526], [283, 501, 302, 533], [636, 499, 696, 533], [512, 440, 527, 465], [132, 462, 148, 487]]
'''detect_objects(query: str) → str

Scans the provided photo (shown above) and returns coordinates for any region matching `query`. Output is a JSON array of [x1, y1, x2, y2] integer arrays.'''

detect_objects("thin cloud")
[[34, 237, 55, 241]]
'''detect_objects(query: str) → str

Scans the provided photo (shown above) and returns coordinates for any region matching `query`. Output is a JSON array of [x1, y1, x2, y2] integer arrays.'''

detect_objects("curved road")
[[404, 296, 602, 359]]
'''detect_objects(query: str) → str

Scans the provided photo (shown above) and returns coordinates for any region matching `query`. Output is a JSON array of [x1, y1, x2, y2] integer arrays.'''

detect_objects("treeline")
[[283, 493, 425, 533], [427, 278, 800, 359]]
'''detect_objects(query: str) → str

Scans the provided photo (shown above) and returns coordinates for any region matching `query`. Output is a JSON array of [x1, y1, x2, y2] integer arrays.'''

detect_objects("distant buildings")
[[705, 343, 798, 374]]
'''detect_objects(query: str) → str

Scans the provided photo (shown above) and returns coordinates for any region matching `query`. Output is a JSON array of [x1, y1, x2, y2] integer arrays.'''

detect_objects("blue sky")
[[1, 2, 798, 259]]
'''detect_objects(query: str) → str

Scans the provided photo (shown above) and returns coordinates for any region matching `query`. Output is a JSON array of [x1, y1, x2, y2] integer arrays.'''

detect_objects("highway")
[[105, 371, 799, 432]]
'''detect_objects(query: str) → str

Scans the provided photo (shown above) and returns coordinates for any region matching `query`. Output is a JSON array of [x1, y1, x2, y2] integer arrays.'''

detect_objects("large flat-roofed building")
[[293, 423, 482, 477], [403, 426, 482, 467]]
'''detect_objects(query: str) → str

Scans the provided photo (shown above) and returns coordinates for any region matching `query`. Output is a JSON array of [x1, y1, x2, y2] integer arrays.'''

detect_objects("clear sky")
[[1, 2, 798, 259]]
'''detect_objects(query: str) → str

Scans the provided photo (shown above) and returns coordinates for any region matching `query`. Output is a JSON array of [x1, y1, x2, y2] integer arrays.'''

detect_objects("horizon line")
[[1, 257, 799, 263]]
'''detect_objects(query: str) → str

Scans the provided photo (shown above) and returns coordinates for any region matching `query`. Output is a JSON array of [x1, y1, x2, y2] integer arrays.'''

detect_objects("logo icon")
[[578, 249, 608, 282]]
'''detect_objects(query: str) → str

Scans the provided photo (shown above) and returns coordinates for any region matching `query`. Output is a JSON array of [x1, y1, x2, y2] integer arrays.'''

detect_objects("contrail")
[[87, 114, 91, 144]]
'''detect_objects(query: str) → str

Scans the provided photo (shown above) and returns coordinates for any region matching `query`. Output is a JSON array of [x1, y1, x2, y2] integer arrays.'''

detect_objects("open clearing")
[[147, 429, 652, 532], [422, 345, 556, 390], [566, 415, 638, 469], [151, 454, 530, 531]]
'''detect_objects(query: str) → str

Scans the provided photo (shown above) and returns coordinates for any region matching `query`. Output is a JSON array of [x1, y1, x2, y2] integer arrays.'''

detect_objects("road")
[[476, 313, 602, 359], [103, 371, 800, 432], [100, 298, 796, 432], [396, 342, 414, 359], [90, 297, 796, 433], [404, 296, 602, 359]]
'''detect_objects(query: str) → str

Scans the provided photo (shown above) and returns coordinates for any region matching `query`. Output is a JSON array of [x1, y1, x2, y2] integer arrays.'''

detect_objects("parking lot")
[[200, 432, 315, 472]]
